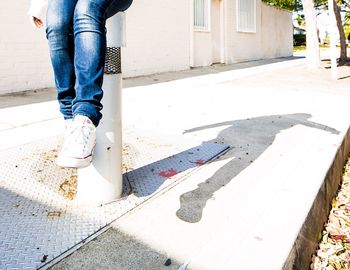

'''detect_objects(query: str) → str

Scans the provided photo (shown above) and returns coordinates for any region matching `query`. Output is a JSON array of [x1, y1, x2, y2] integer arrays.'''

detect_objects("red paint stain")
[[158, 168, 178, 178], [195, 159, 205, 166]]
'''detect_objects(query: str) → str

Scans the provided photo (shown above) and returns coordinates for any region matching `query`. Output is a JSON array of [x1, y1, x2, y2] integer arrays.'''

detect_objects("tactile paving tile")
[[0, 130, 229, 269]]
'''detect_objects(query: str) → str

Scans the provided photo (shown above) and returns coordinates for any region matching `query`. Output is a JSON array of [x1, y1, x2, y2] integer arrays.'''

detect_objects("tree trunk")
[[301, 0, 321, 70], [333, 0, 347, 63]]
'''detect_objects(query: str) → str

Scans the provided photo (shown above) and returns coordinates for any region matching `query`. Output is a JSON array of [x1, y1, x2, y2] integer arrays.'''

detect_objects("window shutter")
[[194, 0, 210, 31], [237, 0, 256, 33]]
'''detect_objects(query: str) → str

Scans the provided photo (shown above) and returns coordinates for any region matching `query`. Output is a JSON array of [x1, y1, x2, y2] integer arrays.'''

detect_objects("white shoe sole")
[[56, 155, 93, 168]]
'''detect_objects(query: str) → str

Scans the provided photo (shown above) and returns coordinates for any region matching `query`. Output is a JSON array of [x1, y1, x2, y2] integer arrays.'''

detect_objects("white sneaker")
[[64, 119, 73, 139], [57, 115, 96, 168]]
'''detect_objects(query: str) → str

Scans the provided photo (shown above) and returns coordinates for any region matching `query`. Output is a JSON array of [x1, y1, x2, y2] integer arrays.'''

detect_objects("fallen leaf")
[[47, 211, 61, 217]]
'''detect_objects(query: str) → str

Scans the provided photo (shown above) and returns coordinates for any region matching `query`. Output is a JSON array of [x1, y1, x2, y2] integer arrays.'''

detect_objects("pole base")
[[75, 163, 123, 206]]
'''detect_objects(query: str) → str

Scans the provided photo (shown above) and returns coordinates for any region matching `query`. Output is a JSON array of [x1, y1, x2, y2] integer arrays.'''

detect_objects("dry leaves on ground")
[[312, 156, 350, 270]]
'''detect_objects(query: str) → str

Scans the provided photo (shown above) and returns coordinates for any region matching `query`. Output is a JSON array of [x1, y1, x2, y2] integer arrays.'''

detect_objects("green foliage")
[[262, 0, 332, 11], [262, 0, 298, 11], [345, 25, 350, 39]]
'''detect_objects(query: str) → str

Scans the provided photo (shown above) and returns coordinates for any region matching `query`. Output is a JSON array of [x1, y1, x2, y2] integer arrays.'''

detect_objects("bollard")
[[75, 13, 125, 206]]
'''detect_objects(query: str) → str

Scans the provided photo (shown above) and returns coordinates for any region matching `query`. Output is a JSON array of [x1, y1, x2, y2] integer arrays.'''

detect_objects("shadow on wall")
[[175, 113, 340, 223]]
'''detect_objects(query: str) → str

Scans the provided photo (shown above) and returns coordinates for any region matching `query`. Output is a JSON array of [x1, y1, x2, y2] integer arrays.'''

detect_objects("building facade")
[[190, 0, 293, 67], [0, 0, 292, 94]]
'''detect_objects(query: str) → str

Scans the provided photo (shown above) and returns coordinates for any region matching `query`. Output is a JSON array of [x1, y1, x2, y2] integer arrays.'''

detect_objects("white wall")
[[193, 31, 213, 67], [225, 0, 293, 63], [0, 0, 291, 95], [121, 0, 191, 78], [0, 0, 54, 94], [260, 4, 293, 58], [192, 0, 292, 67], [1, 0, 191, 94]]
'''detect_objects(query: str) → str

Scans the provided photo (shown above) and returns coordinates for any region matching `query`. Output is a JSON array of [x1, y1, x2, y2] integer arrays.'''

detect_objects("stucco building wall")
[[193, 32, 213, 67], [0, 0, 191, 94], [192, 0, 293, 67], [0, 0, 292, 94], [226, 1, 293, 64], [122, 0, 191, 78], [0, 0, 53, 94]]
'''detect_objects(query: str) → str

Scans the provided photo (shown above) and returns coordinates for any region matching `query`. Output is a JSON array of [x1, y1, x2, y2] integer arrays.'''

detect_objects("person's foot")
[[57, 115, 96, 168], [64, 118, 73, 139]]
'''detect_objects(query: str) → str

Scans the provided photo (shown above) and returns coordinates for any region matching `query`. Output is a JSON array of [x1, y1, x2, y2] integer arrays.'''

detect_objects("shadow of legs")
[[176, 183, 212, 223]]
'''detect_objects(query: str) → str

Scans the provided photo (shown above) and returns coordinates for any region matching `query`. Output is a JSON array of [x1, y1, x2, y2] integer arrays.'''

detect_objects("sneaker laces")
[[63, 117, 95, 152]]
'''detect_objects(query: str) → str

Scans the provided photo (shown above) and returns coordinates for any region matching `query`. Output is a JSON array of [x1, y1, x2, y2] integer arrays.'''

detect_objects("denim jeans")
[[46, 0, 132, 126]]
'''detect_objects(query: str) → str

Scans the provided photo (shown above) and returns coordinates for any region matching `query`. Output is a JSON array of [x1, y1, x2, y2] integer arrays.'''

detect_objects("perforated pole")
[[75, 13, 125, 205]]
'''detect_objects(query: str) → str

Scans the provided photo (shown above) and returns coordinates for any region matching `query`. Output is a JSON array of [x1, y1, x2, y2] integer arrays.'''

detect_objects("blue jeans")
[[46, 0, 132, 126]]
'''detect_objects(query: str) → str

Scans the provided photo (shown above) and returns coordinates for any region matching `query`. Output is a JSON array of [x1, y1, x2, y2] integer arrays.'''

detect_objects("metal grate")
[[104, 47, 121, 74], [0, 131, 229, 269]]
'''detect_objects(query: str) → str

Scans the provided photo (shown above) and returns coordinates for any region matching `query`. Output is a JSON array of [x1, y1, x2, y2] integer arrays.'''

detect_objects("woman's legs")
[[72, 0, 113, 127], [47, 0, 132, 167], [47, 0, 132, 126], [106, 0, 133, 19], [72, 0, 132, 126], [46, 0, 78, 120]]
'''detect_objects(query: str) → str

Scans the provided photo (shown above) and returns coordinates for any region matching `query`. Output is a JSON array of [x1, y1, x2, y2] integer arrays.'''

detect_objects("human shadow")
[[176, 113, 340, 223]]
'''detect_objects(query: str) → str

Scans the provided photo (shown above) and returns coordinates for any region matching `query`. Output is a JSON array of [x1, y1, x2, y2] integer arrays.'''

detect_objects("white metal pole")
[[75, 13, 125, 206], [328, 0, 338, 80]]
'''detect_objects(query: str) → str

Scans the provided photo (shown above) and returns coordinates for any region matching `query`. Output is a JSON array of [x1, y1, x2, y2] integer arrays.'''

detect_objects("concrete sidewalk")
[[1, 57, 350, 270]]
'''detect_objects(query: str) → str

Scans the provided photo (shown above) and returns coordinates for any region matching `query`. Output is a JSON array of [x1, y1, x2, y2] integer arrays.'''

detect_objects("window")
[[237, 0, 256, 33], [194, 0, 210, 31]]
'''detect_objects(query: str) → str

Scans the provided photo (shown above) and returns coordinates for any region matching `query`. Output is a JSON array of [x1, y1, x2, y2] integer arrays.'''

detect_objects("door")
[[211, 0, 223, 64]]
